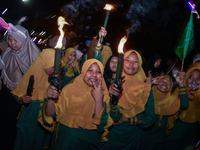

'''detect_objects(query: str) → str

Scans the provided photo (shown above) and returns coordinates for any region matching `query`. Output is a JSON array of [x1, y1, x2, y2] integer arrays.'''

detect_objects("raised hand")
[[187, 89, 195, 100], [68, 57, 76, 65], [146, 70, 153, 84], [114, 115, 128, 125], [146, 70, 159, 85], [22, 95, 31, 104], [91, 78, 104, 102], [99, 27, 107, 39], [91, 78, 104, 115], [109, 83, 121, 97], [175, 71, 185, 87]]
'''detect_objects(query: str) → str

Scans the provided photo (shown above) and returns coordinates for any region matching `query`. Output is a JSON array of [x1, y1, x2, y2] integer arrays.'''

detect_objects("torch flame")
[[104, 4, 114, 11], [55, 16, 69, 49], [118, 36, 127, 53]]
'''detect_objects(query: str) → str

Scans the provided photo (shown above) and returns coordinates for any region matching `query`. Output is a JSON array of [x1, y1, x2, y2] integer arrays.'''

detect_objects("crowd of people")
[[0, 22, 200, 150]]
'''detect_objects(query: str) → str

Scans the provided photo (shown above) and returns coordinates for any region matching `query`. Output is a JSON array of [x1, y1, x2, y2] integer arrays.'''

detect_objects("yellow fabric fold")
[[118, 50, 151, 118], [130, 118, 133, 125], [153, 75, 180, 116], [92, 108, 104, 125], [167, 111, 179, 135], [11, 48, 55, 101], [38, 105, 55, 132], [101, 45, 112, 67]]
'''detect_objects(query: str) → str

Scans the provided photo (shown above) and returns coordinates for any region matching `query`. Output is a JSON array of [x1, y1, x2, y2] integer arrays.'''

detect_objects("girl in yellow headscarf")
[[165, 67, 200, 150], [42, 59, 113, 149], [141, 74, 188, 150], [11, 49, 55, 150], [105, 50, 154, 150], [61, 47, 80, 88]]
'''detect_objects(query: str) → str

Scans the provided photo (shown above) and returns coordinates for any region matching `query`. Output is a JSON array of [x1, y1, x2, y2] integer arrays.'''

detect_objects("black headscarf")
[[103, 55, 118, 89], [143, 53, 162, 77]]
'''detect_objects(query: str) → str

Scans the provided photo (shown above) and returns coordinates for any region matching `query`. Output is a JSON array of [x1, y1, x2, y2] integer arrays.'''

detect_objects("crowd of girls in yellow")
[[0, 24, 200, 150]]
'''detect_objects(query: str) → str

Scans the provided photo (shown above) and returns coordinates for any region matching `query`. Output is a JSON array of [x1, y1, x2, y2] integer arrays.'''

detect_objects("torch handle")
[[100, 11, 110, 44], [103, 11, 110, 29], [112, 95, 119, 105], [110, 77, 124, 105], [116, 54, 124, 79], [100, 35, 104, 44], [54, 49, 61, 74], [26, 75, 34, 96]]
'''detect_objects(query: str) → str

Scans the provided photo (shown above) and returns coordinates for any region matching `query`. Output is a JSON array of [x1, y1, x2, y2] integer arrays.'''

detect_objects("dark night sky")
[[1, 0, 200, 68]]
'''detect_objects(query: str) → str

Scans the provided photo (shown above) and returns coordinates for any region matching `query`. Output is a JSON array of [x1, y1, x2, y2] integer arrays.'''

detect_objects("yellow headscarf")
[[54, 59, 113, 140], [152, 75, 180, 115], [118, 50, 151, 118], [179, 67, 200, 123], [11, 48, 55, 101], [101, 45, 112, 67], [167, 67, 200, 133], [61, 47, 80, 77]]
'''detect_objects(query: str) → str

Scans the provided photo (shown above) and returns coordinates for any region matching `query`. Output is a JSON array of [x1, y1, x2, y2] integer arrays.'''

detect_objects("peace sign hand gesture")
[[91, 78, 104, 103], [91, 78, 104, 115], [175, 71, 185, 87]]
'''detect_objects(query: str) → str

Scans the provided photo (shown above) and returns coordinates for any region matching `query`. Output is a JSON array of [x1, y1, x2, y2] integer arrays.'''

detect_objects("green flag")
[[175, 13, 195, 60]]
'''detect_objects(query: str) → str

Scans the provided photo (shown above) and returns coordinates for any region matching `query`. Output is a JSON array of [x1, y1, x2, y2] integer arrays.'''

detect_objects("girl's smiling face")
[[186, 69, 200, 99], [187, 69, 200, 88], [123, 52, 139, 75], [84, 63, 102, 87], [156, 76, 171, 93]]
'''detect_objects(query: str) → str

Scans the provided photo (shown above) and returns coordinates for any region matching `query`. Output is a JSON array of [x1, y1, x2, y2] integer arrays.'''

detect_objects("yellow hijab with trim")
[[118, 50, 151, 118], [61, 47, 80, 77], [11, 48, 55, 101], [179, 67, 200, 123], [101, 45, 112, 67], [55, 59, 113, 140], [167, 67, 200, 132], [152, 75, 180, 115]]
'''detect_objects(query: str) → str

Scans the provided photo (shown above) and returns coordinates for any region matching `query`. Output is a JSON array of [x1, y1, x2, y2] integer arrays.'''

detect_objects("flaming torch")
[[48, 16, 68, 92], [54, 16, 68, 74], [111, 36, 127, 105], [100, 4, 114, 43], [116, 36, 127, 79]]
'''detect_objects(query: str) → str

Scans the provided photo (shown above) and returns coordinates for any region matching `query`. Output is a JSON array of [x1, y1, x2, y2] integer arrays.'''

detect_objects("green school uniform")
[[105, 89, 155, 150], [141, 90, 188, 150], [13, 99, 52, 150]]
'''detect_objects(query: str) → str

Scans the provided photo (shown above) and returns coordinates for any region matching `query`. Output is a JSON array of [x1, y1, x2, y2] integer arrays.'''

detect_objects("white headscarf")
[[0, 24, 40, 90], [75, 49, 83, 60]]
